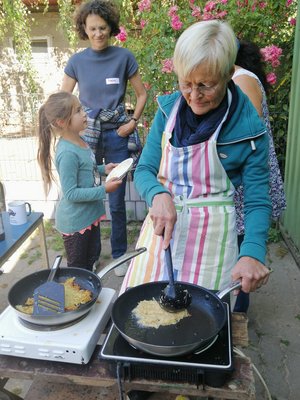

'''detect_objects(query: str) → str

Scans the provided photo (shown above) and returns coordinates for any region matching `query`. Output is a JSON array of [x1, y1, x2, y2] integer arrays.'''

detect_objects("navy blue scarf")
[[173, 80, 238, 147]]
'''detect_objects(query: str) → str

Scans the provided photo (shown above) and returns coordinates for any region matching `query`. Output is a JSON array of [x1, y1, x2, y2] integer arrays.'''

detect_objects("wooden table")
[[0, 313, 255, 400], [0, 212, 49, 269]]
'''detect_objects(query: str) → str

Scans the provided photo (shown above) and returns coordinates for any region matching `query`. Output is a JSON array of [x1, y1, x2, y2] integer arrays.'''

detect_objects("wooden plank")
[[231, 312, 249, 347], [24, 378, 119, 400], [0, 311, 253, 400], [22, 355, 255, 400], [0, 349, 116, 386]]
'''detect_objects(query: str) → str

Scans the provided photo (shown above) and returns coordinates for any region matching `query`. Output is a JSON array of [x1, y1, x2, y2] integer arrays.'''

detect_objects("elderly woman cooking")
[[122, 20, 271, 300]]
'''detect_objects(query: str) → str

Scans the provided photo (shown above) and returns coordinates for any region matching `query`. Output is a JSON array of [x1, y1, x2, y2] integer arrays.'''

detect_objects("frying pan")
[[7, 247, 146, 326], [111, 281, 241, 357]]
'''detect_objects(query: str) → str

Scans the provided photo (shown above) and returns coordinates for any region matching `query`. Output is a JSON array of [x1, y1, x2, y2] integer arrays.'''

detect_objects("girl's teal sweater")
[[55, 138, 106, 234]]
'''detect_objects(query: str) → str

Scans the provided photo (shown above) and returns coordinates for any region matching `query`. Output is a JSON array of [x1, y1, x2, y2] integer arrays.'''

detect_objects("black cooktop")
[[100, 302, 233, 388]]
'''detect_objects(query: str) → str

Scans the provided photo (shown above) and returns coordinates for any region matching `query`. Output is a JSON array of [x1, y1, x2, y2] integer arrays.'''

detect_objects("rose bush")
[[0, 0, 297, 171], [115, 0, 297, 172]]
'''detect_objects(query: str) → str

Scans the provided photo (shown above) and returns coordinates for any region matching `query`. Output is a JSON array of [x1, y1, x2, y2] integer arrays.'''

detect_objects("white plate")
[[106, 158, 134, 182]]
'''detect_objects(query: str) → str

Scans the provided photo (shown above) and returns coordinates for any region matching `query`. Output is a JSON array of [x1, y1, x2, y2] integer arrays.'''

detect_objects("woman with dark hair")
[[233, 40, 286, 312], [235, 40, 270, 95], [61, 0, 147, 276]]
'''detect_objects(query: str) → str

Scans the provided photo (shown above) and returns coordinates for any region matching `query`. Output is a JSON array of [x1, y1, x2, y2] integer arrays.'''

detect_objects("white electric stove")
[[0, 287, 116, 364]]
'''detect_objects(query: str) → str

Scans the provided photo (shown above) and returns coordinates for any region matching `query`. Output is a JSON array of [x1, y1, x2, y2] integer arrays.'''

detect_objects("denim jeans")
[[101, 129, 130, 259]]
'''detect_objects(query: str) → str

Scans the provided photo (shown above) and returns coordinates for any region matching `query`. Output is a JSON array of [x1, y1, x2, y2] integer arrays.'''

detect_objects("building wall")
[[0, 11, 85, 136], [0, 11, 147, 221]]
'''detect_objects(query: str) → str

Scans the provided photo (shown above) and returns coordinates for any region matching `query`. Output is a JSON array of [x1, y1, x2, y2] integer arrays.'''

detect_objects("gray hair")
[[173, 20, 237, 80]]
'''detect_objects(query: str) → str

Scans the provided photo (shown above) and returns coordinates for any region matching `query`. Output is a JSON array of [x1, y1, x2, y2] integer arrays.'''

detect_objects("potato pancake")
[[16, 277, 93, 314], [132, 298, 190, 329]]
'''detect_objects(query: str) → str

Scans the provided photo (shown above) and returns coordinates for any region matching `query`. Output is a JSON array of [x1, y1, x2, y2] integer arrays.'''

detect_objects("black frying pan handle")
[[164, 245, 175, 287]]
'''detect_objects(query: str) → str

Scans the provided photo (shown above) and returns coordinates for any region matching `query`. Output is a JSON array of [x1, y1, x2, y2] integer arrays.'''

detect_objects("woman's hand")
[[105, 178, 123, 193], [117, 120, 136, 137], [231, 256, 271, 293], [105, 163, 118, 175], [149, 193, 177, 249]]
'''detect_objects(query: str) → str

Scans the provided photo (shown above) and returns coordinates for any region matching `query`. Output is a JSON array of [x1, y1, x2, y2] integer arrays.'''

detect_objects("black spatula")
[[159, 244, 192, 312], [33, 255, 65, 315]]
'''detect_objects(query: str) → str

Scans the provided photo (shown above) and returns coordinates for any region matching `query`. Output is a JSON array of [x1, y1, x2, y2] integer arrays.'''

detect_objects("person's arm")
[[232, 256, 271, 293], [150, 193, 177, 249], [61, 73, 77, 93], [117, 71, 147, 137], [129, 71, 147, 121], [231, 131, 272, 292], [56, 151, 106, 202], [233, 74, 263, 117]]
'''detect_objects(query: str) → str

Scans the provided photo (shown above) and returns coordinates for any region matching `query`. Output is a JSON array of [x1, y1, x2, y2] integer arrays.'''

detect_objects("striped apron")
[[122, 94, 238, 292]]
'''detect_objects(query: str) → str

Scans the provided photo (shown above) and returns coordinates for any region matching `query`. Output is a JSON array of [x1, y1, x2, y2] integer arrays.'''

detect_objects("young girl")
[[37, 91, 122, 271]]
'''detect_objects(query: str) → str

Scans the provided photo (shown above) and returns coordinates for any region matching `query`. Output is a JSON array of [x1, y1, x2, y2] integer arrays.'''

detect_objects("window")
[[9, 36, 51, 63], [30, 37, 51, 62]]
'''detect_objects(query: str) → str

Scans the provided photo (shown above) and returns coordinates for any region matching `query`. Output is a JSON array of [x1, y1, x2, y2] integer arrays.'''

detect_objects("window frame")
[[9, 35, 52, 63]]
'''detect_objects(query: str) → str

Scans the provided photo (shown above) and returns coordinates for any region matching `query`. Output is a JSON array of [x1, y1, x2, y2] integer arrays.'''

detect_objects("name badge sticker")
[[106, 78, 120, 85]]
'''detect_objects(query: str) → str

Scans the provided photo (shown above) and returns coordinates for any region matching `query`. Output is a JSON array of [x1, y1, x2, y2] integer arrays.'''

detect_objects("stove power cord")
[[233, 346, 272, 400], [116, 362, 126, 400]]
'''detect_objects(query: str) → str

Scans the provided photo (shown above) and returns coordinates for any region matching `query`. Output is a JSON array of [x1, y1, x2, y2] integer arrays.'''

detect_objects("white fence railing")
[[0, 137, 147, 221]]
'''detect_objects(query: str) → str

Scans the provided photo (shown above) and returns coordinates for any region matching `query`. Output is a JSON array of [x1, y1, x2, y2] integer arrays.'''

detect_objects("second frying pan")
[[111, 281, 241, 357]]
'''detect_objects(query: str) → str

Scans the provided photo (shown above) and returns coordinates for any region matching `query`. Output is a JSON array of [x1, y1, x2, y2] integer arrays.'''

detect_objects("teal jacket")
[[55, 138, 106, 234], [134, 89, 271, 264]]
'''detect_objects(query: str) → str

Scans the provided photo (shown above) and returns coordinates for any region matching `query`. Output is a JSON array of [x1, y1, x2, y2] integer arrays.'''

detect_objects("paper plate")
[[106, 158, 134, 182]]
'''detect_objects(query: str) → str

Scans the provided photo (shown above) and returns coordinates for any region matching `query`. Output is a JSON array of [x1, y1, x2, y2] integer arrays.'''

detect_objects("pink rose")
[[140, 19, 147, 29], [191, 6, 201, 18], [259, 2, 267, 8], [161, 58, 174, 74], [168, 6, 179, 17], [115, 26, 127, 42], [204, 1, 217, 12], [266, 72, 277, 85], [216, 10, 228, 19], [171, 15, 183, 31], [289, 17, 296, 26], [261, 45, 282, 68], [138, 0, 151, 13], [202, 12, 215, 20]]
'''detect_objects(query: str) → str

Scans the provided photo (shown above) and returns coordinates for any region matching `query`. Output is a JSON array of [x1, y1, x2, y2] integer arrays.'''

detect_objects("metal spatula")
[[33, 255, 64, 315]]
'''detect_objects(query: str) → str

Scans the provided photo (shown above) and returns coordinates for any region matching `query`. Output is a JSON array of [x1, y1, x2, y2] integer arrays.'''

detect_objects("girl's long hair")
[[37, 91, 76, 195]]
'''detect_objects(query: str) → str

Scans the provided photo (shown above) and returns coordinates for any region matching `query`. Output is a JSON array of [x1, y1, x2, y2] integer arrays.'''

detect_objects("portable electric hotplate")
[[0, 287, 116, 364], [101, 301, 233, 388]]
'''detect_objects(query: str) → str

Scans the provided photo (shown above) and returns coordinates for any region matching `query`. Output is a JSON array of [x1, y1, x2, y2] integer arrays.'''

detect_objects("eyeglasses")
[[178, 82, 219, 96]]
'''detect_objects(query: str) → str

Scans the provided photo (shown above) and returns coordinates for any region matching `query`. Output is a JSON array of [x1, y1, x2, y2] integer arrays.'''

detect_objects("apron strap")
[[165, 97, 182, 140]]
